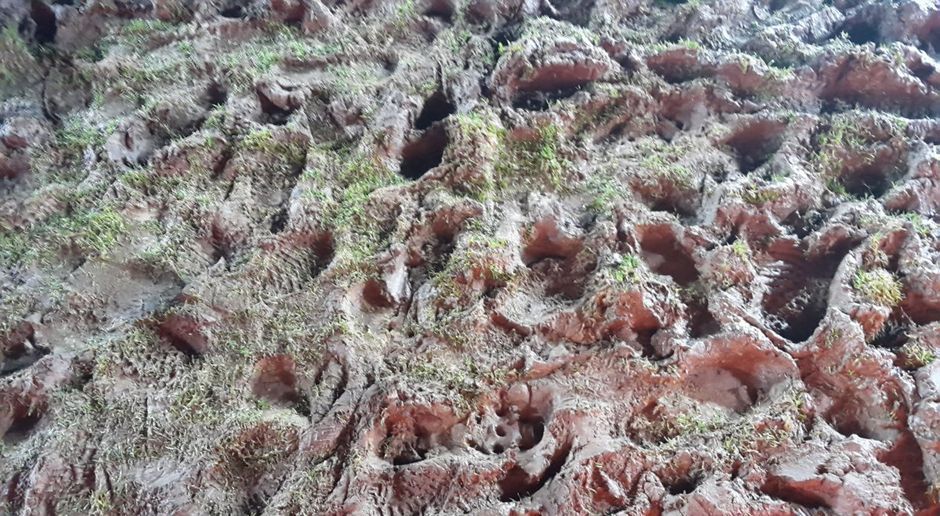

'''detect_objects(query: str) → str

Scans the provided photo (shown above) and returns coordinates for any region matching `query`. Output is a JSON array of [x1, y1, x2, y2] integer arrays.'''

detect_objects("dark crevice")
[[499, 439, 571, 501], [839, 17, 881, 45], [870, 312, 910, 350], [908, 61, 935, 83], [220, 5, 244, 18], [762, 244, 847, 343], [724, 120, 787, 174], [513, 82, 589, 111], [3, 401, 47, 445], [783, 210, 826, 239], [270, 207, 289, 234], [920, 25, 940, 55], [257, 92, 294, 126], [839, 164, 898, 198], [6, 471, 25, 513], [686, 295, 720, 338], [29, 0, 57, 44], [204, 81, 228, 108], [517, 417, 545, 451], [415, 90, 455, 131], [665, 473, 703, 495], [399, 123, 447, 180], [423, 0, 454, 22]]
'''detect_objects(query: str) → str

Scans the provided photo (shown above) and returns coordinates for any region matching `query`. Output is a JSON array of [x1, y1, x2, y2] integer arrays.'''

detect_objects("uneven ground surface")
[[2, 0, 940, 513]]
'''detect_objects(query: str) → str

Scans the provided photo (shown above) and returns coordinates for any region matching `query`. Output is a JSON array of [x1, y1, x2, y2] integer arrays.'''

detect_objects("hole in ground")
[[762, 246, 843, 343], [270, 207, 288, 234], [782, 210, 827, 239], [28, 0, 56, 44], [257, 90, 295, 126], [204, 82, 228, 108], [415, 90, 455, 131], [839, 17, 881, 45], [399, 123, 448, 180], [251, 355, 303, 407], [220, 5, 244, 17], [523, 220, 594, 299], [157, 315, 209, 357], [881, 431, 932, 509], [512, 63, 604, 110], [1, 323, 47, 377], [869, 312, 909, 350], [639, 225, 699, 286], [362, 279, 395, 309], [838, 163, 898, 198], [423, 0, 454, 22], [499, 439, 571, 501], [724, 119, 786, 174], [919, 24, 940, 54], [540, 0, 595, 27], [2, 398, 46, 445], [687, 295, 720, 338], [665, 474, 703, 495], [518, 416, 545, 451]]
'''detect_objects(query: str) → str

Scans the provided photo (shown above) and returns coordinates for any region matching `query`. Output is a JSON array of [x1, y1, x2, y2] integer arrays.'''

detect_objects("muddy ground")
[[2, 0, 940, 513]]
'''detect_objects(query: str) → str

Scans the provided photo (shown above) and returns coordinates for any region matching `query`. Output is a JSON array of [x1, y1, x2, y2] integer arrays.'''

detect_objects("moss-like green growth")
[[612, 254, 643, 284], [853, 269, 903, 306], [0, 25, 30, 88], [0, 207, 127, 269], [901, 341, 935, 369], [814, 112, 906, 187], [637, 139, 695, 189], [741, 185, 781, 206], [58, 116, 115, 156], [650, 38, 701, 53], [495, 123, 571, 191], [731, 239, 750, 259], [585, 174, 623, 215]]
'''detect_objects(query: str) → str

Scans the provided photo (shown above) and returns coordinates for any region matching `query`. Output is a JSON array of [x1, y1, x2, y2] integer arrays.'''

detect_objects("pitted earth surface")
[[2, 0, 940, 513]]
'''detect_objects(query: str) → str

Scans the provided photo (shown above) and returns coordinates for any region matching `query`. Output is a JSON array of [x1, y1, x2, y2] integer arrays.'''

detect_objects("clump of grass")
[[636, 138, 695, 189], [853, 269, 903, 306], [731, 239, 750, 259], [398, 355, 511, 412], [900, 212, 933, 238], [107, 19, 178, 51], [612, 254, 643, 284], [585, 175, 622, 215], [649, 38, 700, 54], [742, 185, 781, 206], [239, 127, 307, 165], [901, 341, 935, 369], [0, 25, 30, 88], [58, 116, 115, 156], [1, 207, 127, 268], [495, 123, 571, 192]]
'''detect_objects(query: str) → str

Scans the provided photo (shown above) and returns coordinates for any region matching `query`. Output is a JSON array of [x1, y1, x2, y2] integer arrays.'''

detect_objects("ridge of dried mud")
[[2, 0, 940, 513]]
